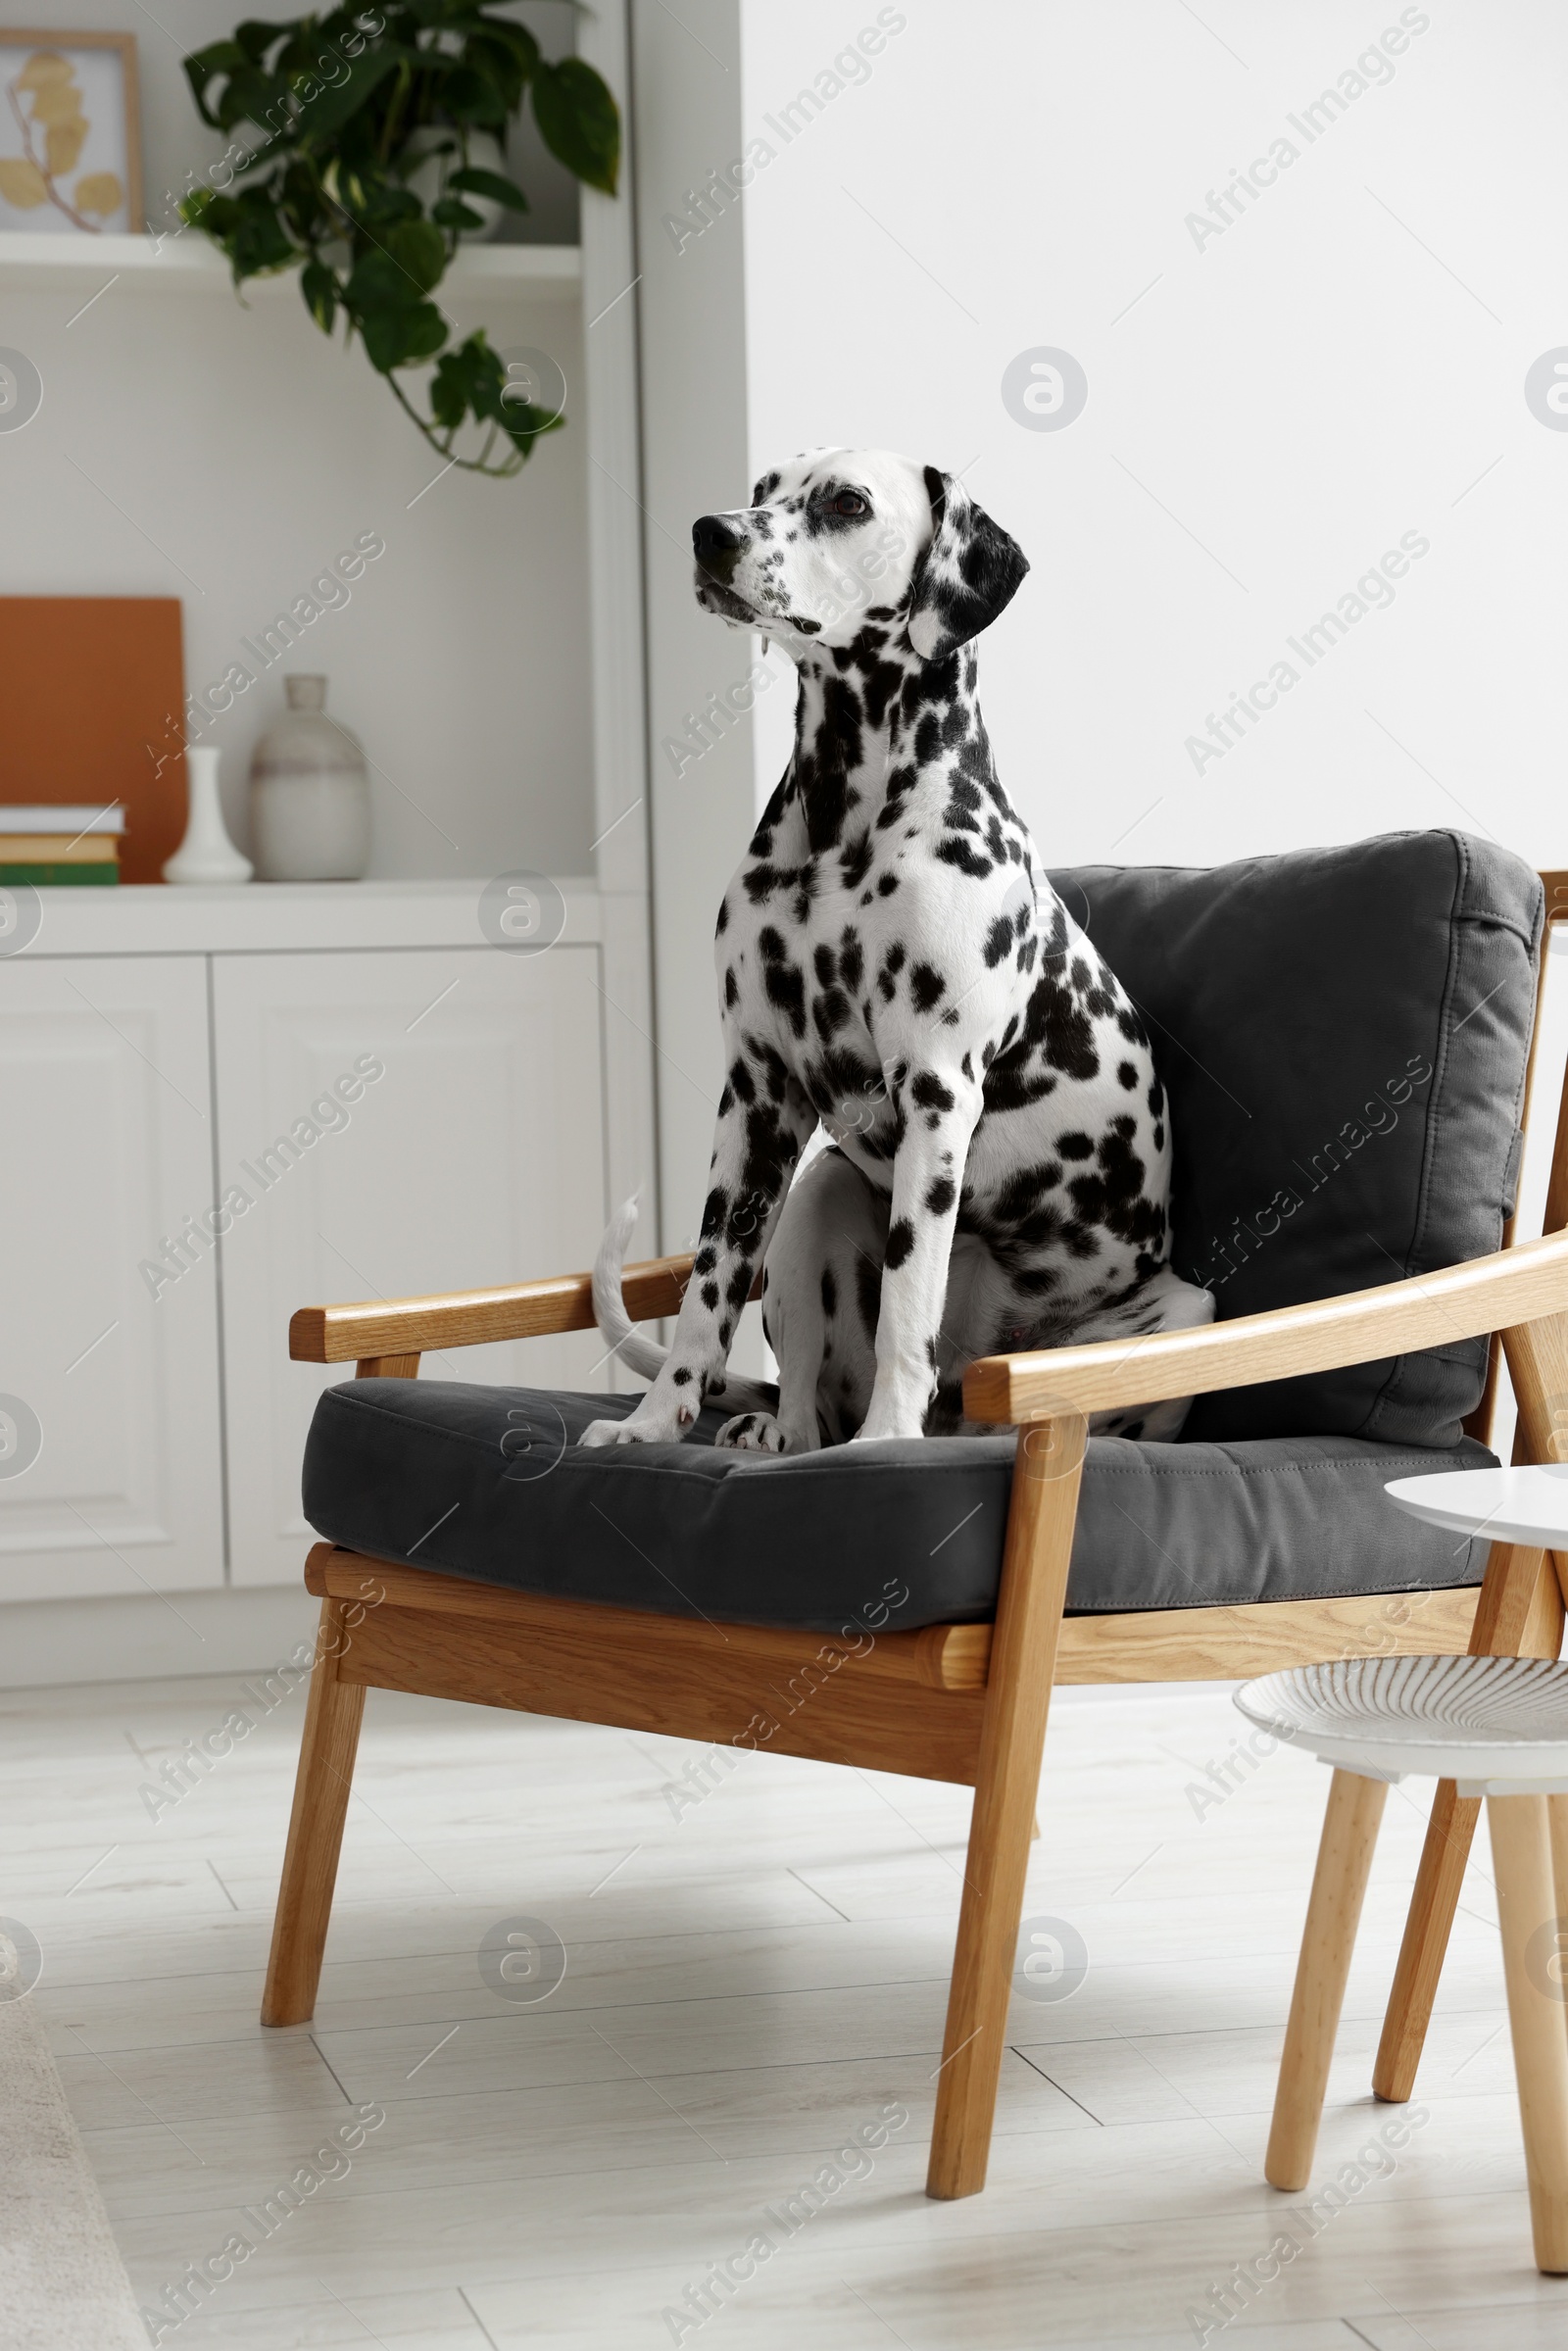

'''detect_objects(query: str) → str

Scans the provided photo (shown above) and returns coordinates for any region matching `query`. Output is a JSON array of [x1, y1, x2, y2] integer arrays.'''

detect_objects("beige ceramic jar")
[[250, 677, 371, 882]]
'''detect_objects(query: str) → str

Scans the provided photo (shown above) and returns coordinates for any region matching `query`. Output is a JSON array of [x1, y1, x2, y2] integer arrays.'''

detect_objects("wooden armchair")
[[264, 840, 1568, 2200]]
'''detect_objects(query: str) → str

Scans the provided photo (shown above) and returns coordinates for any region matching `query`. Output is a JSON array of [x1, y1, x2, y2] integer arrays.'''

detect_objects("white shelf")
[[0, 231, 581, 296], [18, 876, 601, 956]]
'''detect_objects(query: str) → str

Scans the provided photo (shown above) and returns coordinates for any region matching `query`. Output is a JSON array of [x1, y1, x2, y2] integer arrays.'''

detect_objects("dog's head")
[[692, 449, 1028, 664]]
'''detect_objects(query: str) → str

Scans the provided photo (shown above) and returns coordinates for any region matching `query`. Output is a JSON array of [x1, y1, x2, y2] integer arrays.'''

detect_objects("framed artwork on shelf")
[[0, 29, 141, 235]]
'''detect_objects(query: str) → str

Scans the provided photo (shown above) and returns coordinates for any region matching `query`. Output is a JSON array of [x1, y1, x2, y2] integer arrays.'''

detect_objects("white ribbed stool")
[[1237, 1631, 1568, 2275]]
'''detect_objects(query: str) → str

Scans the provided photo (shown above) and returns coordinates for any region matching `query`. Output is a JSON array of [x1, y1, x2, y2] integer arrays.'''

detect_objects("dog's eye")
[[832, 491, 867, 517]]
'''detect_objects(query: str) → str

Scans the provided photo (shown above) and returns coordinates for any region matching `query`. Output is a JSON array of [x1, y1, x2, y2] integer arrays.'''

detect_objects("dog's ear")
[[906, 465, 1029, 662]]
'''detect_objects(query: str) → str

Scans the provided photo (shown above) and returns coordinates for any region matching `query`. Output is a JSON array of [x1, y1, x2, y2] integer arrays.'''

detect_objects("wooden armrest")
[[962, 1229, 1568, 1424], [289, 1252, 698, 1363]]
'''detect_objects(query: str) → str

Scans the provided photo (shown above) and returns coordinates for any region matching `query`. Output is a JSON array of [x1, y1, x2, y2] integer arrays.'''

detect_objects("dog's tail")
[[592, 1195, 671, 1383], [592, 1195, 775, 1412]]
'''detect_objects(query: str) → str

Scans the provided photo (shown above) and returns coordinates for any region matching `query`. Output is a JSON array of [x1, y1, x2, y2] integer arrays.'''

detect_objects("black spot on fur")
[[937, 836, 993, 879], [910, 962, 946, 1012], [885, 1217, 915, 1269], [758, 925, 806, 1038], [925, 1175, 956, 1214], [855, 1251, 881, 1341], [840, 831, 873, 890], [984, 913, 1013, 966]]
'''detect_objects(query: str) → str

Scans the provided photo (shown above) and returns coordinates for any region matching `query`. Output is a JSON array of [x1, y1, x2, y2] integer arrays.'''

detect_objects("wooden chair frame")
[[266, 873, 1568, 2201]]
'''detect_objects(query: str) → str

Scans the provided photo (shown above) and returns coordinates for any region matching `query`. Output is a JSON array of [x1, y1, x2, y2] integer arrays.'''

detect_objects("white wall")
[[630, 0, 755, 1251], [630, 0, 1568, 1263], [735, 1, 1568, 871], [2, 0, 596, 881]]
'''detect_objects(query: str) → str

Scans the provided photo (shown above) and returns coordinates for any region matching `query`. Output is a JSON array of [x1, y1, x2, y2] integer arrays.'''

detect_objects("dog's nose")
[[692, 514, 746, 563]]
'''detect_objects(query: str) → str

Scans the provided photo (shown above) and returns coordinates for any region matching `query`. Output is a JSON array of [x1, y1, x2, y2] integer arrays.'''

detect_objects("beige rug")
[[0, 1990, 146, 2350]]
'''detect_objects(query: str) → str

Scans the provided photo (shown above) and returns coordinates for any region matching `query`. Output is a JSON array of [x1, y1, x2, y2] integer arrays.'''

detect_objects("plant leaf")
[[27, 82, 85, 127], [226, 190, 299, 273], [345, 248, 417, 309], [447, 165, 528, 212], [209, 62, 290, 134], [496, 398, 564, 455], [472, 18, 539, 77], [358, 297, 447, 372], [74, 172, 125, 220], [234, 18, 286, 65], [357, 183, 424, 226], [301, 257, 340, 331], [530, 57, 618, 196], [16, 50, 73, 90], [0, 157, 48, 211], [46, 118, 87, 177], [431, 195, 485, 230], [439, 62, 510, 128], [430, 335, 483, 428], [183, 40, 248, 127], [383, 216, 448, 295], [290, 46, 407, 147]]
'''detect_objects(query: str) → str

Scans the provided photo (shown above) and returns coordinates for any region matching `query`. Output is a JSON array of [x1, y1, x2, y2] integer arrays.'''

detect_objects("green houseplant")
[[181, 2, 618, 477]]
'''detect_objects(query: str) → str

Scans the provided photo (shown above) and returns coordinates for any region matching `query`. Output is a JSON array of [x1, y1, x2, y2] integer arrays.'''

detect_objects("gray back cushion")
[[1050, 831, 1544, 1446]]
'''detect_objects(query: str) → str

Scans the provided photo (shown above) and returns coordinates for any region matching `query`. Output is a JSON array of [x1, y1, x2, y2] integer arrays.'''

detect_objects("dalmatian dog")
[[581, 449, 1213, 1455]]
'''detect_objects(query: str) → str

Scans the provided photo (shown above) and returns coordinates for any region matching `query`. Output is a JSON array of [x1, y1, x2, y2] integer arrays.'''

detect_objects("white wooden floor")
[[5, 1662, 1565, 2350]]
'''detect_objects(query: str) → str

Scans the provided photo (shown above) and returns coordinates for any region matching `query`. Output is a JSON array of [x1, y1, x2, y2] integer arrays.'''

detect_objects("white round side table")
[[1236, 1466, 1568, 2277]]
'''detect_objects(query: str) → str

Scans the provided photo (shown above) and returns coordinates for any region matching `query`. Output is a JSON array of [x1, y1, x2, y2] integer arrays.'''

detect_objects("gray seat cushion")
[[302, 1380, 1496, 1634], [1053, 830, 1543, 1447]]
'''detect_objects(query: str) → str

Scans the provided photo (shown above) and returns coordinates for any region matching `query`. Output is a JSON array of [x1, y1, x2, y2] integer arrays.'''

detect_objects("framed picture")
[[0, 29, 141, 235]]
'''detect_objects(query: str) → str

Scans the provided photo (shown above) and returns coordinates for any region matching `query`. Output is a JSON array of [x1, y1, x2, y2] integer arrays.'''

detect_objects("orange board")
[[0, 598, 186, 884]]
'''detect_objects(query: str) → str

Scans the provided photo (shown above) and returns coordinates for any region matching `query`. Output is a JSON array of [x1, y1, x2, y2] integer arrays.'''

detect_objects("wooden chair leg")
[[1374, 1536, 1562, 2102], [927, 1414, 1085, 2201], [1266, 1768, 1388, 2190], [1489, 1793, 1568, 2273], [261, 1597, 367, 2027]]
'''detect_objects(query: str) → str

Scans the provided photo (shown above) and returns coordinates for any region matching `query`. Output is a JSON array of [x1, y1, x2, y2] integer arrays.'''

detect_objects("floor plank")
[[4, 1672, 1565, 2349]]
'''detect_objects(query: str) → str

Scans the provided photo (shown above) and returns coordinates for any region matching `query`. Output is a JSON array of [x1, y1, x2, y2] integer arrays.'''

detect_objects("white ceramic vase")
[[163, 745, 253, 884], [250, 678, 371, 884]]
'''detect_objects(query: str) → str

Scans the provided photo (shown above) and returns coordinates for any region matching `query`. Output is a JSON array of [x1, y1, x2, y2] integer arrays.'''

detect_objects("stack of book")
[[0, 807, 123, 886]]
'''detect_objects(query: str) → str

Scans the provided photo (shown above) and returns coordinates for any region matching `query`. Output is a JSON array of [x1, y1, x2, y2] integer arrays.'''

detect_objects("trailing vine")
[[181, 4, 618, 477]]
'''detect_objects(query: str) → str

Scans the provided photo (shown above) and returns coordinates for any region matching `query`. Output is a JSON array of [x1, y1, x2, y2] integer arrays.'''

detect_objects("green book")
[[0, 862, 120, 886]]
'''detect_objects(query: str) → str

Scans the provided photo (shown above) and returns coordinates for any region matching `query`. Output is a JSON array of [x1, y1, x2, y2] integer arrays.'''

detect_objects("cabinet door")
[[213, 947, 609, 1587], [0, 955, 224, 1600]]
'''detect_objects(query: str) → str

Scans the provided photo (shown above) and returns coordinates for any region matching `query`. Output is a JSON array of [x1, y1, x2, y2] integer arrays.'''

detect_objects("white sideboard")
[[0, 882, 618, 1635]]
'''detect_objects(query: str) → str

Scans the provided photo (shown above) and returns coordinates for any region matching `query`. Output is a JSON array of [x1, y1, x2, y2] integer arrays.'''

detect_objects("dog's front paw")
[[714, 1411, 788, 1454], [849, 1413, 923, 1445], [578, 1404, 690, 1449]]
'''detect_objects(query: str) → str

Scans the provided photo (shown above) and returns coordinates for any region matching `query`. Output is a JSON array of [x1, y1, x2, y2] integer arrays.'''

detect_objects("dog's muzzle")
[[692, 512, 746, 586]]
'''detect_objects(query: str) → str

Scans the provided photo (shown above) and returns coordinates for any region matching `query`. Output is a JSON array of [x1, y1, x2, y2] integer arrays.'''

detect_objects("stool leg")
[[1266, 1769, 1389, 2192], [1549, 1794, 1568, 2031], [1373, 1781, 1481, 2102], [1488, 1793, 1568, 2274]]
